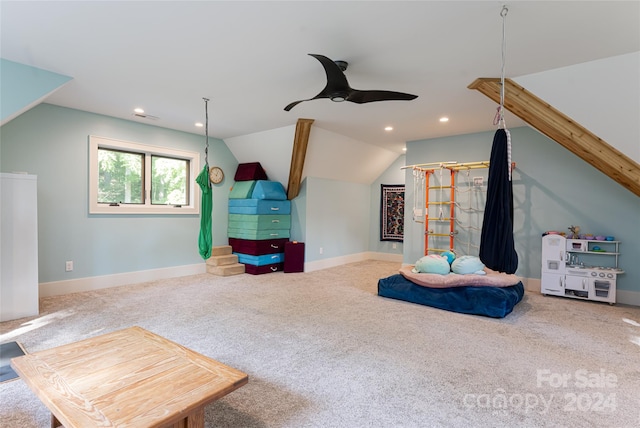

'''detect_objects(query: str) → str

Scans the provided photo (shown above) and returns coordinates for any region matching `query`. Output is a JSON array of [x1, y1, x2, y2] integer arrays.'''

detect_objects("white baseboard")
[[367, 252, 404, 263], [38, 258, 639, 307], [39, 263, 206, 298], [616, 289, 640, 307], [41, 254, 397, 297], [304, 251, 402, 272], [520, 277, 639, 307], [521, 277, 541, 293]]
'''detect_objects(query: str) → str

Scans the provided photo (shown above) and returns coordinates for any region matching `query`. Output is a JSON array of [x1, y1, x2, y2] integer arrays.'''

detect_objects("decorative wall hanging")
[[380, 184, 405, 242]]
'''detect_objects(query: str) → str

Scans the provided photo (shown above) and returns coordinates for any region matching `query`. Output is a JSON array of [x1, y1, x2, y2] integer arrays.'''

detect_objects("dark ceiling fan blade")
[[284, 53, 418, 110], [284, 53, 352, 111], [308, 54, 351, 93], [347, 90, 418, 104], [284, 99, 312, 112], [284, 89, 333, 111]]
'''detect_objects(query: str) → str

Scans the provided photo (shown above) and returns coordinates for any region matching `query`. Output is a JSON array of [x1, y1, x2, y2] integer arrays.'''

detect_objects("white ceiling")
[[2, 1, 638, 153]]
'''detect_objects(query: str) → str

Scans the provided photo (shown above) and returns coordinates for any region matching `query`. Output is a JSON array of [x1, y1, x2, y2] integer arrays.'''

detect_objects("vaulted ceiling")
[[1, 1, 638, 153]]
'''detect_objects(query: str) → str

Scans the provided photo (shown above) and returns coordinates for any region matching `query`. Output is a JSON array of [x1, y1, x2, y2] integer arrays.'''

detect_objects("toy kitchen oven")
[[541, 234, 624, 304]]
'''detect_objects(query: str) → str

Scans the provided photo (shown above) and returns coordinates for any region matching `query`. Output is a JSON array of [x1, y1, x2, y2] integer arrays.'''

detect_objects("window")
[[89, 136, 200, 214]]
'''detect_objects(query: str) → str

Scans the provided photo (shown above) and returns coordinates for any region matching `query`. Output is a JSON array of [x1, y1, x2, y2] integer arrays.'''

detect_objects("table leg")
[[170, 407, 205, 428], [51, 414, 61, 428], [186, 407, 205, 428]]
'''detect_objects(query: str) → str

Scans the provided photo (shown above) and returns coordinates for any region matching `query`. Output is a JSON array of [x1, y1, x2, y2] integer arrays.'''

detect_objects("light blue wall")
[[305, 177, 370, 262], [3, 103, 637, 297], [0, 104, 238, 282], [369, 154, 405, 255], [0, 59, 72, 123], [403, 126, 640, 294], [289, 178, 307, 243]]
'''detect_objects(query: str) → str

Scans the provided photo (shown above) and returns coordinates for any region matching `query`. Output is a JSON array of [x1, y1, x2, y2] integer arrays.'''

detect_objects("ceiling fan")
[[284, 54, 418, 111]]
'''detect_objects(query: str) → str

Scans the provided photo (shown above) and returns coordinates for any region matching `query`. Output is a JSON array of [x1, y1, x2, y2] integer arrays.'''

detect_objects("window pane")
[[98, 148, 143, 204], [151, 156, 188, 205]]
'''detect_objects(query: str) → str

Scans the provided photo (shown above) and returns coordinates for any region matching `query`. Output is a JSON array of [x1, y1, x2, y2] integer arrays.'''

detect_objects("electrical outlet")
[[392, 243, 397, 249], [319, 247, 324, 255], [65, 261, 73, 272]]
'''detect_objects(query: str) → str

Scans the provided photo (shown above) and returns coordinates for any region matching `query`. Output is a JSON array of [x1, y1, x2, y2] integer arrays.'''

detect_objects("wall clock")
[[209, 166, 224, 184]]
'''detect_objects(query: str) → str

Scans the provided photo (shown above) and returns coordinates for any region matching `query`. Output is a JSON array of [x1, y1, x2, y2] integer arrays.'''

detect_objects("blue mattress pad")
[[378, 274, 524, 318]]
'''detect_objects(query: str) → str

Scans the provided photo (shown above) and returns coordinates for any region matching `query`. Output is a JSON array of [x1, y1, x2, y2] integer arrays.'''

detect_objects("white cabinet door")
[[542, 235, 566, 273], [541, 272, 564, 296], [564, 275, 589, 299], [591, 279, 615, 304], [565, 275, 588, 291], [0, 173, 39, 321]]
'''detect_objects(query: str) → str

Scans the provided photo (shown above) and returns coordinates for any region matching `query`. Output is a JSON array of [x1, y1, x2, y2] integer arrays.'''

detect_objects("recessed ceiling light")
[[384, 126, 393, 131], [134, 108, 145, 114], [439, 117, 449, 123], [195, 122, 204, 128]]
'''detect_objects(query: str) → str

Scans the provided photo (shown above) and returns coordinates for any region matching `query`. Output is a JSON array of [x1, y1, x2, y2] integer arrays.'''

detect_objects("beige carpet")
[[1, 260, 639, 427]]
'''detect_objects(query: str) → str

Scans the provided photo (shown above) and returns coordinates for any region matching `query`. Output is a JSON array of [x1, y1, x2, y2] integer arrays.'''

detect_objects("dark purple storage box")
[[244, 262, 284, 275], [284, 241, 305, 273], [234, 162, 268, 181], [228, 237, 289, 256]]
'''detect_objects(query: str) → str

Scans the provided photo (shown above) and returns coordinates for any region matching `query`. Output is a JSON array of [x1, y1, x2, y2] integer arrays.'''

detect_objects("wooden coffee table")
[[11, 326, 248, 428]]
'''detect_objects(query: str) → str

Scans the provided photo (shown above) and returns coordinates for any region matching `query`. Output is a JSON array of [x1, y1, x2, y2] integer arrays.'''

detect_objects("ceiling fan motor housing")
[[334, 60, 348, 72]]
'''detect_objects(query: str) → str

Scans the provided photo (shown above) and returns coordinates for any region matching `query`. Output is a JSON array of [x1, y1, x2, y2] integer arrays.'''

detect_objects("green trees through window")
[[98, 149, 189, 205], [89, 135, 200, 215], [151, 156, 188, 205], [98, 149, 143, 204]]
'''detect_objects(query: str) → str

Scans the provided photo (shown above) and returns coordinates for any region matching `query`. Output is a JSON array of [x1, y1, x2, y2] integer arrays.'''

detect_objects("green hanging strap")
[[203, 98, 211, 181]]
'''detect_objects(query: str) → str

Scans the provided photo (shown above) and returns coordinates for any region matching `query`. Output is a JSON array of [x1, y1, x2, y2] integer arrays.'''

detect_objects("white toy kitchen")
[[541, 234, 623, 304]]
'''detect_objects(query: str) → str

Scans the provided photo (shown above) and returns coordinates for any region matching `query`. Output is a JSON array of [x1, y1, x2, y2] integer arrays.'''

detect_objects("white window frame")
[[89, 135, 201, 215]]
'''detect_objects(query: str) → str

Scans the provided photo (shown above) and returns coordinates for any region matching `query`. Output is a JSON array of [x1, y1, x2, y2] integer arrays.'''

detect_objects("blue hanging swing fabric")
[[197, 98, 212, 260], [479, 128, 518, 274]]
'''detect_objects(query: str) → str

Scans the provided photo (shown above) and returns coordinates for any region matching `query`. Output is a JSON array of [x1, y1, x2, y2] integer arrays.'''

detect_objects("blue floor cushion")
[[378, 274, 524, 318]]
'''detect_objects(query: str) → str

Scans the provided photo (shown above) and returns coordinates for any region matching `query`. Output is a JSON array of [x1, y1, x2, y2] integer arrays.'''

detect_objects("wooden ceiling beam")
[[468, 77, 640, 197], [287, 118, 314, 200]]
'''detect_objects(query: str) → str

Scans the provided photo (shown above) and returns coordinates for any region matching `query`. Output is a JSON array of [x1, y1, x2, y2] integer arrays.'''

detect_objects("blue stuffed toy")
[[440, 250, 456, 265]]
